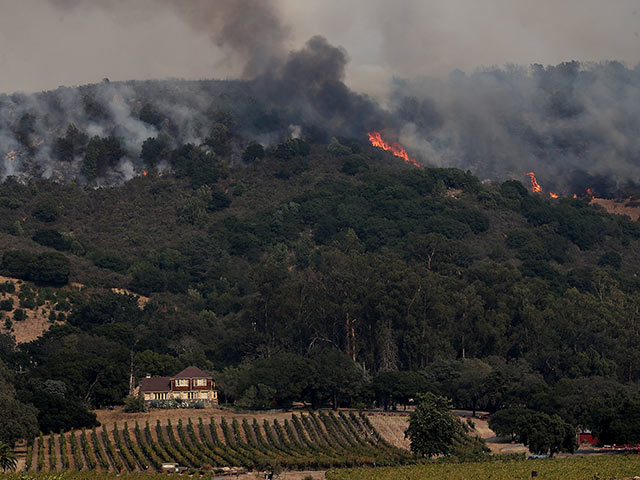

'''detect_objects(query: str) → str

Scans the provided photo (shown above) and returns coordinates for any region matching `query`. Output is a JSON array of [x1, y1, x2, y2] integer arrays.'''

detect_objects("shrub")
[[123, 395, 146, 413], [0, 299, 13, 311], [32, 201, 59, 222]]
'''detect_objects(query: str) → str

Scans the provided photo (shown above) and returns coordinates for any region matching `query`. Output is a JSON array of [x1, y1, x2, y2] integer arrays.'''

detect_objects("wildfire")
[[524, 172, 542, 193], [367, 131, 422, 169], [143, 171, 148, 176], [573, 194, 578, 199], [4, 150, 18, 161], [549, 192, 559, 199], [586, 188, 593, 196]]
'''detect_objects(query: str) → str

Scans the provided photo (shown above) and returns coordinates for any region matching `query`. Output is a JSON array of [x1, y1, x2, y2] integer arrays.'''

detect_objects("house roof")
[[140, 376, 171, 392], [171, 366, 212, 380]]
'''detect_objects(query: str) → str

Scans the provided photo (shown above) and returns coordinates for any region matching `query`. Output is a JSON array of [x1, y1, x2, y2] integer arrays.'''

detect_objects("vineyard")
[[326, 455, 640, 480], [22, 412, 412, 473]]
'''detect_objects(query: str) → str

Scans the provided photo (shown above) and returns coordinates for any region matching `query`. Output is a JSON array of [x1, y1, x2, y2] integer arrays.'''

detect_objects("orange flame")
[[573, 194, 577, 199], [143, 171, 148, 176], [368, 131, 422, 169], [524, 172, 542, 193], [586, 188, 593, 196], [549, 192, 559, 199]]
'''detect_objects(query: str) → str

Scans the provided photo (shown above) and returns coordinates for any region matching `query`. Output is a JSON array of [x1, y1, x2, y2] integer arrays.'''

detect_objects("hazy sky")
[[1, 0, 639, 95]]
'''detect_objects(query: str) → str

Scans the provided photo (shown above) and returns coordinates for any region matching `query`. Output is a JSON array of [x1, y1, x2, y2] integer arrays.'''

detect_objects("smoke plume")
[[0, 1, 639, 196]]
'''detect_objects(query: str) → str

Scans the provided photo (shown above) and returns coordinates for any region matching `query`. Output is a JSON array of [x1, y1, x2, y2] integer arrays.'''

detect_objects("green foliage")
[[0, 441, 17, 472], [52, 124, 88, 161], [140, 134, 171, 167], [32, 201, 59, 223], [598, 251, 622, 270], [138, 103, 164, 127], [0, 363, 39, 445], [489, 408, 576, 456], [88, 249, 130, 273], [372, 371, 429, 410], [341, 154, 368, 175], [405, 393, 467, 458], [32, 230, 73, 252], [170, 144, 225, 188], [327, 138, 352, 157], [274, 138, 311, 160], [242, 141, 265, 163], [2, 250, 36, 279], [123, 395, 146, 413], [82, 136, 124, 180]]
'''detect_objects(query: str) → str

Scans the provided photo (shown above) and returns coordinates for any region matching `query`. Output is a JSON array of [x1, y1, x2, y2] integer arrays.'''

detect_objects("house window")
[[154, 392, 168, 400], [174, 379, 189, 387], [188, 391, 197, 400], [194, 378, 207, 387]]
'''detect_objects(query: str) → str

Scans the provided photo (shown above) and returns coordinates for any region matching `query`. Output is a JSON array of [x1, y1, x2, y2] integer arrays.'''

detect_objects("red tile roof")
[[139, 376, 171, 392], [171, 366, 212, 379]]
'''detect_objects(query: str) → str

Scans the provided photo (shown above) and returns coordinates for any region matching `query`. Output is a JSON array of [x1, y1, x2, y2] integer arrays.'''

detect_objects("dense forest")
[[1, 123, 640, 447]]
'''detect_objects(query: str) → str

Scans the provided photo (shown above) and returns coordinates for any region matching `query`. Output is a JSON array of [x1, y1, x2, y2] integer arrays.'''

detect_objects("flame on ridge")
[[549, 192, 559, 199], [524, 172, 542, 193], [368, 131, 422, 169]]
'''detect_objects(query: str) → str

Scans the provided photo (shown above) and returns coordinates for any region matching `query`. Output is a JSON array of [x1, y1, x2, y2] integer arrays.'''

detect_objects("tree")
[[0, 362, 39, 446], [32, 200, 59, 222], [0, 442, 17, 473], [489, 408, 529, 442], [405, 392, 465, 457], [492, 408, 577, 456], [140, 134, 171, 167], [242, 141, 265, 163], [31, 252, 71, 286], [518, 411, 576, 456], [373, 371, 429, 410]]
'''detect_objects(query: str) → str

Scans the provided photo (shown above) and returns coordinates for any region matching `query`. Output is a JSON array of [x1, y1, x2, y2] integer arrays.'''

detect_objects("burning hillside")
[[367, 131, 422, 169]]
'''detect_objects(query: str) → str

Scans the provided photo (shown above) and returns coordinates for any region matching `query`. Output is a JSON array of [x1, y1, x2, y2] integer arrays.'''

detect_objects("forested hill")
[[1, 137, 640, 444]]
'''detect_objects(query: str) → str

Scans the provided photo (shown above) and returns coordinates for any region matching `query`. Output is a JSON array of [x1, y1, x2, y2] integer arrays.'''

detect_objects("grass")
[[326, 454, 640, 480]]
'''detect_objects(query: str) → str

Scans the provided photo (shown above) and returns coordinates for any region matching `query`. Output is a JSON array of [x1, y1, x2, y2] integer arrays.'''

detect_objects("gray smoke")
[[390, 61, 640, 195], [1, 1, 640, 195], [255, 36, 385, 138], [47, 0, 290, 78]]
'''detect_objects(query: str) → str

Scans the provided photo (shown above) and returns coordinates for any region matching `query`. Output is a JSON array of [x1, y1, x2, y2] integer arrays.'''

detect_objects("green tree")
[[0, 362, 39, 446], [405, 392, 465, 457], [0, 442, 17, 472], [488, 408, 529, 442], [140, 134, 171, 167], [242, 141, 265, 163], [31, 252, 71, 286], [32, 200, 59, 222]]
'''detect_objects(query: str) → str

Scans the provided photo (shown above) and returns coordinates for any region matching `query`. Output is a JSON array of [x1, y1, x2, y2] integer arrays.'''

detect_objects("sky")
[[0, 0, 639, 96]]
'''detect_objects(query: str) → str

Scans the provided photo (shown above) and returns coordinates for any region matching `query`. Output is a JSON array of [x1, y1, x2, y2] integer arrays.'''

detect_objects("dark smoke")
[[391, 61, 640, 196], [3, 2, 640, 196], [255, 36, 385, 139]]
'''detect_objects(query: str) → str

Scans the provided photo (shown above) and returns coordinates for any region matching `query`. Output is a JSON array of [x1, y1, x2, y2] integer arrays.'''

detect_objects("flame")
[[4, 150, 18, 161], [143, 171, 148, 176], [524, 172, 542, 193], [367, 131, 422, 168], [549, 192, 559, 199], [573, 194, 577, 199], [586, 188, 593, 196]]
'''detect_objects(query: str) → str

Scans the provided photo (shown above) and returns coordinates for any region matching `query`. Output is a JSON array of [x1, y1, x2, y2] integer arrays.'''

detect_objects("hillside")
[[2, 134, 640, 448]]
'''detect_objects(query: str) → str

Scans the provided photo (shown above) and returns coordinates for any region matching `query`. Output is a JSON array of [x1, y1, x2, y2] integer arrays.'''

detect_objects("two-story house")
[[139, 366, 218, 407]]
